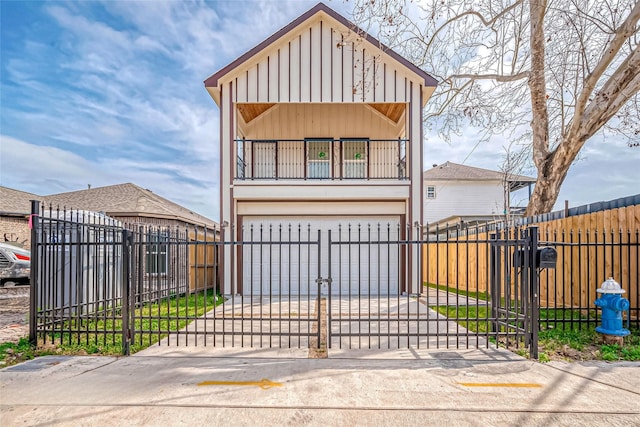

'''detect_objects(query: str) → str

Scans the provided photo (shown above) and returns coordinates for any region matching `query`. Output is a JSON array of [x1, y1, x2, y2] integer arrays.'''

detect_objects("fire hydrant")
[[594, 277, 630, 338]]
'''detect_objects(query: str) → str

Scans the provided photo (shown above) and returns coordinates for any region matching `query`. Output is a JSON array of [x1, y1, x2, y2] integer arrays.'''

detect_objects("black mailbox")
[[513, 247, 557, 269], [537, 247, 557, 269]]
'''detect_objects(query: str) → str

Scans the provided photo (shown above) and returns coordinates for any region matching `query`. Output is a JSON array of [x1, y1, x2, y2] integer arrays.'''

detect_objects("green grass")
[[538, 326, 597, 352], [2, 290, 223, 366], [425, 282, 489, 301], [435, 305, 491, 333], [432, 302, 640, 362], [0, 338, 54, 367]]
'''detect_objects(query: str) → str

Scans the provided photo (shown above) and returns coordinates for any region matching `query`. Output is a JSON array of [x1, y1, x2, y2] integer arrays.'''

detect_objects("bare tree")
[[352, 0, 640, 215], [499, 141, 531, 226]]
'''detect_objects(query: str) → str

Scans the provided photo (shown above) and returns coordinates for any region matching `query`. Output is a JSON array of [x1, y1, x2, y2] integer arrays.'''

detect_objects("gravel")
[[0, 286, 30, 344]]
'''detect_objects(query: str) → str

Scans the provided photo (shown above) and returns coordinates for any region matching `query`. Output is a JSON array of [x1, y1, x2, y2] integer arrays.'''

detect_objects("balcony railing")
[[235, 139, 408, 180]]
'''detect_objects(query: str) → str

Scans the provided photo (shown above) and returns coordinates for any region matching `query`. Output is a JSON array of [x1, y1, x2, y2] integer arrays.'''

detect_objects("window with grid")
[[146, 231, 168, 274], [306, 139, 332, 178], [426, 186, 436, 199], [342, 139, 368, 178]]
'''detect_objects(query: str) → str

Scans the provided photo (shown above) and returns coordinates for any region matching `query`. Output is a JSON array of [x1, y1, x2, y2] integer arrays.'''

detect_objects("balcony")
[[235, 138, 408, 180]]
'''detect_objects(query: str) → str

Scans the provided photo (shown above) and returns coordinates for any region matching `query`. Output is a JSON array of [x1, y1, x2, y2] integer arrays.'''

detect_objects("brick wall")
[[0, 216, 30, 249]]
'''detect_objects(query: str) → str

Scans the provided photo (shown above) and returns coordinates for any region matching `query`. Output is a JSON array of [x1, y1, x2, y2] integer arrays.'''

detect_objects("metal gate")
[[325, 225, 540, 357], [30, 206, 540, 357], [125, 226, 324, 352], [489, 226, 540, 358]]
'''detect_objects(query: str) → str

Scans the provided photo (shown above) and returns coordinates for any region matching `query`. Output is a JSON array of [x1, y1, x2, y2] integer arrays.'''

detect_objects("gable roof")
[[204, 2, 437, 90], [46, 183, 217, 228], [1, 184, 217, 227], [423, 161, 536, 190], [0, 187, 42, 215]]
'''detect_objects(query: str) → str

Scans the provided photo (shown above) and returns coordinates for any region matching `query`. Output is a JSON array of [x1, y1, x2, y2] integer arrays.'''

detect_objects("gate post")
[[316, 229, 322, 349], [528, 226, 540, 359], [28, 200, 40, 345], [121, 229, 131, 355], [327, 229, 332, 348], [489, 231, 499, 333]]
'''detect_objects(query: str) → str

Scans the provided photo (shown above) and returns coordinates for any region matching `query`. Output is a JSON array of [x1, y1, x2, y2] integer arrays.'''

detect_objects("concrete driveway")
[[133, 293, 506, 361]]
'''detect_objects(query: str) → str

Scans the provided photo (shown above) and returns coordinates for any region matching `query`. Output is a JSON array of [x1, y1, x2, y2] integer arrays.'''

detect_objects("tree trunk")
[[525, 149, 573, 216]]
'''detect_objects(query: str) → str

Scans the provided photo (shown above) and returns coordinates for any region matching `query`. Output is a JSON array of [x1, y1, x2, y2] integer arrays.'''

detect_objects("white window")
[[426, 186, 436, 199], [342, 139, 368, 179], [146, 231, 168, 275], [306, 138, 332, 179]]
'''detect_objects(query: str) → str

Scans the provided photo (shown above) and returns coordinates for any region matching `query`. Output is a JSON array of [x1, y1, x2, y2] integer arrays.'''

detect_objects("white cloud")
[[0, 135, 219, 219]]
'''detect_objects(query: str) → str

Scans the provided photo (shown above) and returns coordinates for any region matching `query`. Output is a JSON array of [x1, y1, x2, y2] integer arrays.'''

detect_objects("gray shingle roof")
[[46, 183, 217, 227], [0, 187, 43, 215], [1, 184, 217, 227], [423, 161, 536, 183]]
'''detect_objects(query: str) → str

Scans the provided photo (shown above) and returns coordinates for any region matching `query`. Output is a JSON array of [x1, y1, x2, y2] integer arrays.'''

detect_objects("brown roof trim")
[[204, 2, 437, 89]]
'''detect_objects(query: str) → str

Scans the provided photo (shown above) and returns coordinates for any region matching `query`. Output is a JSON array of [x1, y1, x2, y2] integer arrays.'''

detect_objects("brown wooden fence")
[[422, 205, 639, 321], [188, 228, 219, 293]]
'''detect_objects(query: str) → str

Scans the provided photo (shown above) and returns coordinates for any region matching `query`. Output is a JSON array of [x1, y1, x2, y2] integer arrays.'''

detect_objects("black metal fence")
[[235, 138, 408, 180], [424, 220, 639, 331], [29, 204, 638, 358], [29, 203, 221, 354], [538, 227, 639, 330]]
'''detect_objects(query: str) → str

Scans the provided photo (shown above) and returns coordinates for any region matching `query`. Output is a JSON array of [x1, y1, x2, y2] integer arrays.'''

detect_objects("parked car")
[[0, 243, 30, 286]]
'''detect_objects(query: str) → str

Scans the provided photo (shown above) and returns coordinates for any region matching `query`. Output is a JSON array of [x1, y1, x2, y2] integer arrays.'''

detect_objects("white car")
[[0, 243, 30, 286]]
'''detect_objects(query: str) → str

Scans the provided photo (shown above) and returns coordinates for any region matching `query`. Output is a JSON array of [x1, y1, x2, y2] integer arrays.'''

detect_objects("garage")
[[240, 216, 401, 296]]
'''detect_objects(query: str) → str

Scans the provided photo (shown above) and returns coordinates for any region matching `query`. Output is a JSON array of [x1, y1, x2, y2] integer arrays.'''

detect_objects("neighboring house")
[[0, 187, 40, 249], [205, 3, 437, 296], [45, 183, 217, 229], [0, 184, 218, 285], [46, 183, 219, 284], [423, 161, 536, 230]]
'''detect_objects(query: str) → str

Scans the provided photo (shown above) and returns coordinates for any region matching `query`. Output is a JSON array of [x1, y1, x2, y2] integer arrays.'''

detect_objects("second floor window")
[[426, 186, 436, 199], [342, 139, 368, 179], [306, 139, 332, 179]]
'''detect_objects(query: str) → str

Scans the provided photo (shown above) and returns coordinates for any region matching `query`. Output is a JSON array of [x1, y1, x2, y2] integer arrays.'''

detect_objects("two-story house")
[[205, 3, 436, 297], [423, 161, 536, 231]]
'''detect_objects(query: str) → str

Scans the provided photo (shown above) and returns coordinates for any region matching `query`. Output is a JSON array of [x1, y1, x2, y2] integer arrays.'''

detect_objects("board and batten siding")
[[228, 17, 417, 104], [424, 181, 505, 224]]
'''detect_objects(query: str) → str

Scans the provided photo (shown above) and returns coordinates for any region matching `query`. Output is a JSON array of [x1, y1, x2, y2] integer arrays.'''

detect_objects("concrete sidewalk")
[[2, 347, 639, 426]]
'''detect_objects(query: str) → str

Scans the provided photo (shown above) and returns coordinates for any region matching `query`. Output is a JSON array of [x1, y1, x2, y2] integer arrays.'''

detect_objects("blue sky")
[[1, 0, 638, 221]]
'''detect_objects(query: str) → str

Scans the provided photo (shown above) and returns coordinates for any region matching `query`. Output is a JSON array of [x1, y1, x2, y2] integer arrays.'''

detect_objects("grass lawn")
[[1, 289, 222, 366], [432, 303, 639, 362]]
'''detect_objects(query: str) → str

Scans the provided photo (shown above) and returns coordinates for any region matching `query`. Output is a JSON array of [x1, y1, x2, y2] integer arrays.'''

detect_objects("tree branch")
[[567, 1, 640, 141], [446, 72, 530, 82], [580, 45, 640, 138], [421, 1, 525, 55]]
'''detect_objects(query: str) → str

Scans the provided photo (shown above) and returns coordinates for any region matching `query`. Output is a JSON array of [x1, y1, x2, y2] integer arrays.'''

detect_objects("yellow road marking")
[[457, 382, 542, 388], [197, 378, 283, 389]]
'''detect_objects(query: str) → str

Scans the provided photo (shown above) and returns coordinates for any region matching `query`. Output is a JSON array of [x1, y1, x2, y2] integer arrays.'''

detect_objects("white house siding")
[[229, 17, 417, 104], [423, 180, 505, 224], [233, 183, 410, 202]]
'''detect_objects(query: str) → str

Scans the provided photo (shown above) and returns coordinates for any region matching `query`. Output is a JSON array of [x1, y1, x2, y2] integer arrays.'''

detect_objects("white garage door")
[[241, 216, 401, 296]]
